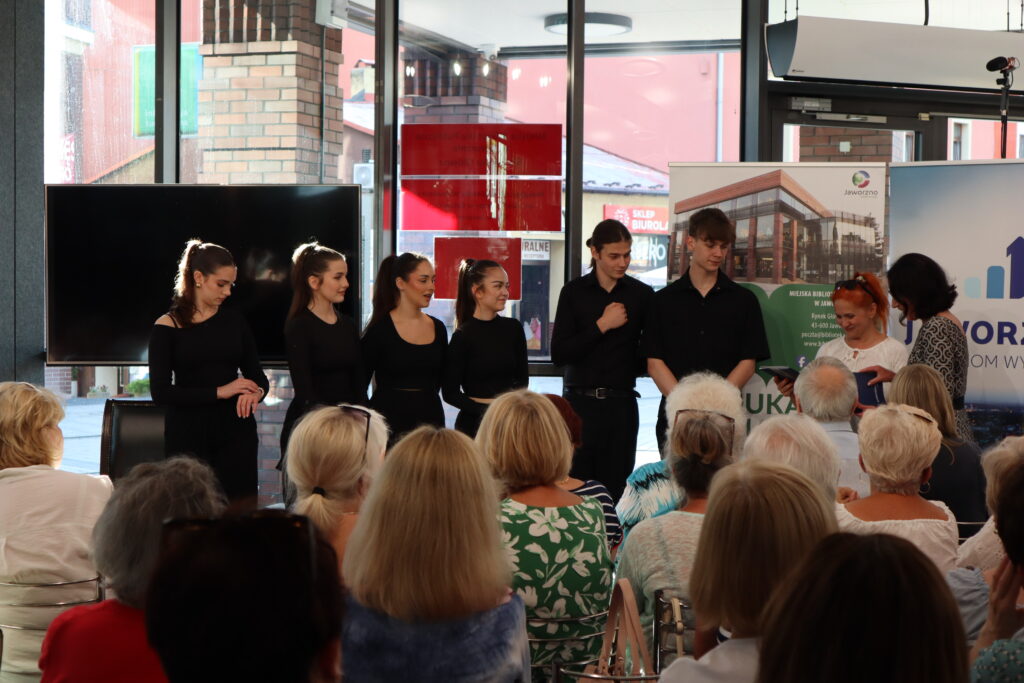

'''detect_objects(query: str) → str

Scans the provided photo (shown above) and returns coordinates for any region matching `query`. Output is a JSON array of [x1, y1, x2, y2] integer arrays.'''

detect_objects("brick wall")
[[44, 367, 74, 397], [403, 52, 508, 124], [798, 126, 894, 163]]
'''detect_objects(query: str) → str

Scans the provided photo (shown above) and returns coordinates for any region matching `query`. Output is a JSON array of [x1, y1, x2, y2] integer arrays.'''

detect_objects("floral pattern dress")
[[500, 497, 614, 670]]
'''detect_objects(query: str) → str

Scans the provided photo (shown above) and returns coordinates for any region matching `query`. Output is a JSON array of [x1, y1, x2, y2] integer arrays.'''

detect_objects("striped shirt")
[[570, 479, 623, 549]]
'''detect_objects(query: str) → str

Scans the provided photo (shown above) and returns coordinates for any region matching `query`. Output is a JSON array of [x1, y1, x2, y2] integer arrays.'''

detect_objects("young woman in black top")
[[149, 240, 269, 502], [362, 253, 447, 444], [442, 259, 528, 438], [280, 242, 366, 466]]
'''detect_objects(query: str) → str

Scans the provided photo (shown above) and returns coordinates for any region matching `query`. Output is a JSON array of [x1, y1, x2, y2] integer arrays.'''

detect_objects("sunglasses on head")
[[835, 277, 880, 306], [674, 408, 736, 428]]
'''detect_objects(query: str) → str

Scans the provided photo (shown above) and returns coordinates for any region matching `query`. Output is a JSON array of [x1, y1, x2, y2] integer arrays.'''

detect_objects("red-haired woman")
[[149, 240, 269, 502]]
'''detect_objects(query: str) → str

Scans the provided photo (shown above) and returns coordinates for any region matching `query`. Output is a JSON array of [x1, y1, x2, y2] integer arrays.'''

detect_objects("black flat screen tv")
[[46, 184, 361, 365]]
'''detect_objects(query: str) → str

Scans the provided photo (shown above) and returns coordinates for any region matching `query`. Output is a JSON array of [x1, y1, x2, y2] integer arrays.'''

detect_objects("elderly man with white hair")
[[793, 356, 866, 497], [743, 413, 841, 504]]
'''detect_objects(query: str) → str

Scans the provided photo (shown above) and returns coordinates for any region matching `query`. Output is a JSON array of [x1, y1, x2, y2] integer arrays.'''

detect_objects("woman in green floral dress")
[[477, 389, 614, 671]]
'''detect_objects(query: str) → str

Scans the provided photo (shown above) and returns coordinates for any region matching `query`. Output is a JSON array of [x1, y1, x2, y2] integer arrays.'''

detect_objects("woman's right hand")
[[773, 376, 795, 398], [217, 378, 260, 399]]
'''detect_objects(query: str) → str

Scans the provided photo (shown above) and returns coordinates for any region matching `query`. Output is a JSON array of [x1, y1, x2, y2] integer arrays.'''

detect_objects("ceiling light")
[[452, 61, 462, 76], [544, 12, 633, 38]]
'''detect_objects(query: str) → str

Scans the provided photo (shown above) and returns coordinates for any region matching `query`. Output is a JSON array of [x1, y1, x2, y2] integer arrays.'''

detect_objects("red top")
[[39, 599, 167, 683]]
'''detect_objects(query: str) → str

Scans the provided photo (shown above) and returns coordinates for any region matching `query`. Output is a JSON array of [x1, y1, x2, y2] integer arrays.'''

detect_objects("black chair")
[[99, 399, 167, 481]]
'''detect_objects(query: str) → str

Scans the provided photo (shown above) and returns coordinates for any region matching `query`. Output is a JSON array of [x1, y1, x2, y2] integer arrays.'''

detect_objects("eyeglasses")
[[835, 277, 880, 306], [674, 408, 736, 428]]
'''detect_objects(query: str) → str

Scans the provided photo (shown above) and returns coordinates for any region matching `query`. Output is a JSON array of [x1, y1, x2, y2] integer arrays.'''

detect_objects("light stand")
[[998, 67, 1014, 159]]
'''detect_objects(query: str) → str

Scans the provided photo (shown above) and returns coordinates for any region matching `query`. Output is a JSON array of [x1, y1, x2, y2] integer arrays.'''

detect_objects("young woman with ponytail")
[[361, 253, 447, 443], [280, 242, 366, 478], [442, 259, 528, 437], [148, 239, 269, 501]]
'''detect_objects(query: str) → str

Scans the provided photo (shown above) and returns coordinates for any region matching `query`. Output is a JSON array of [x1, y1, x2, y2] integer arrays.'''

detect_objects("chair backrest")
[[958, 520, 988, 544], [652, 589, 694, 672], [100, 399, 167, 481], [527, 611, 608, 680], [0, 576, 105, 668], [553, 664, 660, 682]]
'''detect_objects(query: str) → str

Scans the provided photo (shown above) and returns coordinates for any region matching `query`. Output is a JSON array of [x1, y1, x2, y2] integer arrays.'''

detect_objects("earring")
[[196, 282, 202, 288], [920, 481, 931, 494]]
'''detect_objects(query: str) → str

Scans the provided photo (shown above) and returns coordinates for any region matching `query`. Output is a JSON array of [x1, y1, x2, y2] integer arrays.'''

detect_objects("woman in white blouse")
[[836, 403, 959, 573]]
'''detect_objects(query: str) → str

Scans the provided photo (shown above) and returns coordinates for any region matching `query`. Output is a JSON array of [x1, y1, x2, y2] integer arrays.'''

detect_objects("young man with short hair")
[[645, 207, 770, 453]]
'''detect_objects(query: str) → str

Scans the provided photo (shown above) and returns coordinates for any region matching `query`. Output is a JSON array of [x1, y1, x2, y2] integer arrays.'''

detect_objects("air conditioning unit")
[[766, 16, 1024, 92], [315, 0, 348, 30], [353, 162, 374, 189]]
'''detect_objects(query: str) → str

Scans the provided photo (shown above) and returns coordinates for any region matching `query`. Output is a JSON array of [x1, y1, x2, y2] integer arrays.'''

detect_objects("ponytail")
[[169, 239, 234, 328], [288, 241, 346, 322], [455, 258, 501, 328], [367, 252, 428, 330]]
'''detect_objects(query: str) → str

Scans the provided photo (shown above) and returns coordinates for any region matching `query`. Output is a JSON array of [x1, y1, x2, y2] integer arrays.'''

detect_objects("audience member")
[[758, 533, 968, 683], [343, 427, 529, 682], [743, 413, 841, 503], [0, 382, 113, 680], [146, 510, 343, 683], [616, 406, 733, 644], [889, 364, 986, 538], [659, 460, 837, 683], [617, 372, 744, 540], [39, 457, 226, 683], [836, 404, 958, 572], [958, 436, 1024, 571], [792, 357, 864, 496], [477, 389, 612, 670], [544, 393, 623, 550], [287, 404, 388, 573]]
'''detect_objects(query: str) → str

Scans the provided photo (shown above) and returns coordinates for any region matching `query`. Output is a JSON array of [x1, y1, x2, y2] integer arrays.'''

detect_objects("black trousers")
[[564, 392, 639, 503], [454, 408, 485, 439], [656, 395, 669, 457]]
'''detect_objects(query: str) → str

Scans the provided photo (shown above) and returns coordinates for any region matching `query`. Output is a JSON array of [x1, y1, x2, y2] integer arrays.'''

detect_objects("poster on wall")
[[668, 162, 888, 426], [432, 237, 523, 301], [890, 160, 1024, 445]]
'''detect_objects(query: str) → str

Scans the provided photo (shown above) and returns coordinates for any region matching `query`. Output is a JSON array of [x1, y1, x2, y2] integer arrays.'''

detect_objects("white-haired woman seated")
[[0, 382, 113, 680], [477, 389, 613, 671], [342, 427, 530, 682], [286, 403, 388, 574], [616, 372, 745, 541], [837, 403, 959, 572], [39, 457, 225, 682], [743, 413, 842, 504]]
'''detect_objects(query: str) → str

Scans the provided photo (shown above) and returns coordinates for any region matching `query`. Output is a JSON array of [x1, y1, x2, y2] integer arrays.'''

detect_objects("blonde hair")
[[0, 382, 64, 469], [690, 460, 836, 636], [889, 364, 959, 445], [476, 389, 573, 491], [287, 404, 388, 537], [982, 436, 1024, 514], [664, 372, 746, 458], [743, 414, 840, 503], [343, 427, 509, 620], [858, 404, 942, 494]]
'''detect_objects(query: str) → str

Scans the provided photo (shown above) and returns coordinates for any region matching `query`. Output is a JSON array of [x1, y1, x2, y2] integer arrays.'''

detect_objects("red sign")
[[401, 124, 562, 176], [402, 179, 561, 231], [603, 204, 670, 234], [433, 237, 522, 300]]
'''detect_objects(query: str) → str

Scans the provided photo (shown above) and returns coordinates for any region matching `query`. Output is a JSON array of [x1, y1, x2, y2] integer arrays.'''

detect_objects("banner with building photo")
[[668, 163, 888, 427], [890, 160, 1024, 445]]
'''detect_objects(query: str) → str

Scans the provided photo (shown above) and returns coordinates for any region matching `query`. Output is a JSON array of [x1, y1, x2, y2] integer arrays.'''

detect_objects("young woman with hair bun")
[[280, 242, 366, 478], [149, 239, 269, 502], [441, 258, 528, 438], [362, 253, 447, 444]]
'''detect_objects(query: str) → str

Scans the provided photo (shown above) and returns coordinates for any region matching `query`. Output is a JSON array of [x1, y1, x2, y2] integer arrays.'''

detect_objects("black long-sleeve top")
[[148, 308, 269, 407], [284, 308, 367, 413], [551, 271, 654, 390], [442, 316, 529, 414], [361, 314, 448, 392]]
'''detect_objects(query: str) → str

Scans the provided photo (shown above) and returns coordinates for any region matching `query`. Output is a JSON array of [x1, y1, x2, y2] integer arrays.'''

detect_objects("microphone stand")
[[998, 67, 1014, 159]]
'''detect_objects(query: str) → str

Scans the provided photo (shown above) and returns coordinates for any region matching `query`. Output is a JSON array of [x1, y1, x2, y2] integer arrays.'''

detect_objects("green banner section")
[[743, 283, 842, 374], [133, 43, 201, 137]]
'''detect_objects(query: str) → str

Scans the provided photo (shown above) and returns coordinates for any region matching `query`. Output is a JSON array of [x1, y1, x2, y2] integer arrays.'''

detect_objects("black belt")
[[952, 396, 965, 410], [565, 387, 639, 400]]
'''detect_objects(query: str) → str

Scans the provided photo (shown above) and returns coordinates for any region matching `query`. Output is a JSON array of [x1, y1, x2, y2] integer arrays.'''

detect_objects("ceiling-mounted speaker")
[[315, 0, 348, 29]]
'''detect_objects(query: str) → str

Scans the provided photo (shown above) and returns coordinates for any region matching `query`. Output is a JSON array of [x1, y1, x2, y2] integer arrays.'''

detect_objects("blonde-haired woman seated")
[[958, 436, 1024, 571], [837, 403, 959, 572], [0, 382, 113, 679], [659, 460, 837, 683], [477, 389, 613, 670], [342, 426, 529, 682], [286, 403, 387, 573]]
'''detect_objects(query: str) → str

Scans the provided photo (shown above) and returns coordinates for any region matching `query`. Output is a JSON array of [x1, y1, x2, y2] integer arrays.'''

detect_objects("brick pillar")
[[798, 126, 895, 163], [403, 51, 508, 124], [197, 0, 344, 184]]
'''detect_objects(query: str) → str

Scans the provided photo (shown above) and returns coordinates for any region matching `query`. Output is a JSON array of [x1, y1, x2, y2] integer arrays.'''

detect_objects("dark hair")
[[455, 259, 502, 327], [670, 414, 731, 495], [169, 240, 235, 328], [887, 253, 957, 320], [586, 219, 632, 269], [287, 241, 346, 321], [146, 514, 343, 683], [758, 533, 968, 683], [367, 252, 430, 329], [996, 460, 1024, 566], [543, 393, 583, 449], [688, 207, 736, 245]]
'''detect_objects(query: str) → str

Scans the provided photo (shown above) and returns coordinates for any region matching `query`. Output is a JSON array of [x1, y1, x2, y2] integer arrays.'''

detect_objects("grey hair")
[[743, 414, 840, 503], [91, 456, 226, 608], [794, 356, 858, 423], [664, 371, 747, 459]]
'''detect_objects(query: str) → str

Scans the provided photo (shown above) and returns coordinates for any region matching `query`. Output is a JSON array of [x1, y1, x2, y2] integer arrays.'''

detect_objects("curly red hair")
[[831, 272, 889, 333]]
